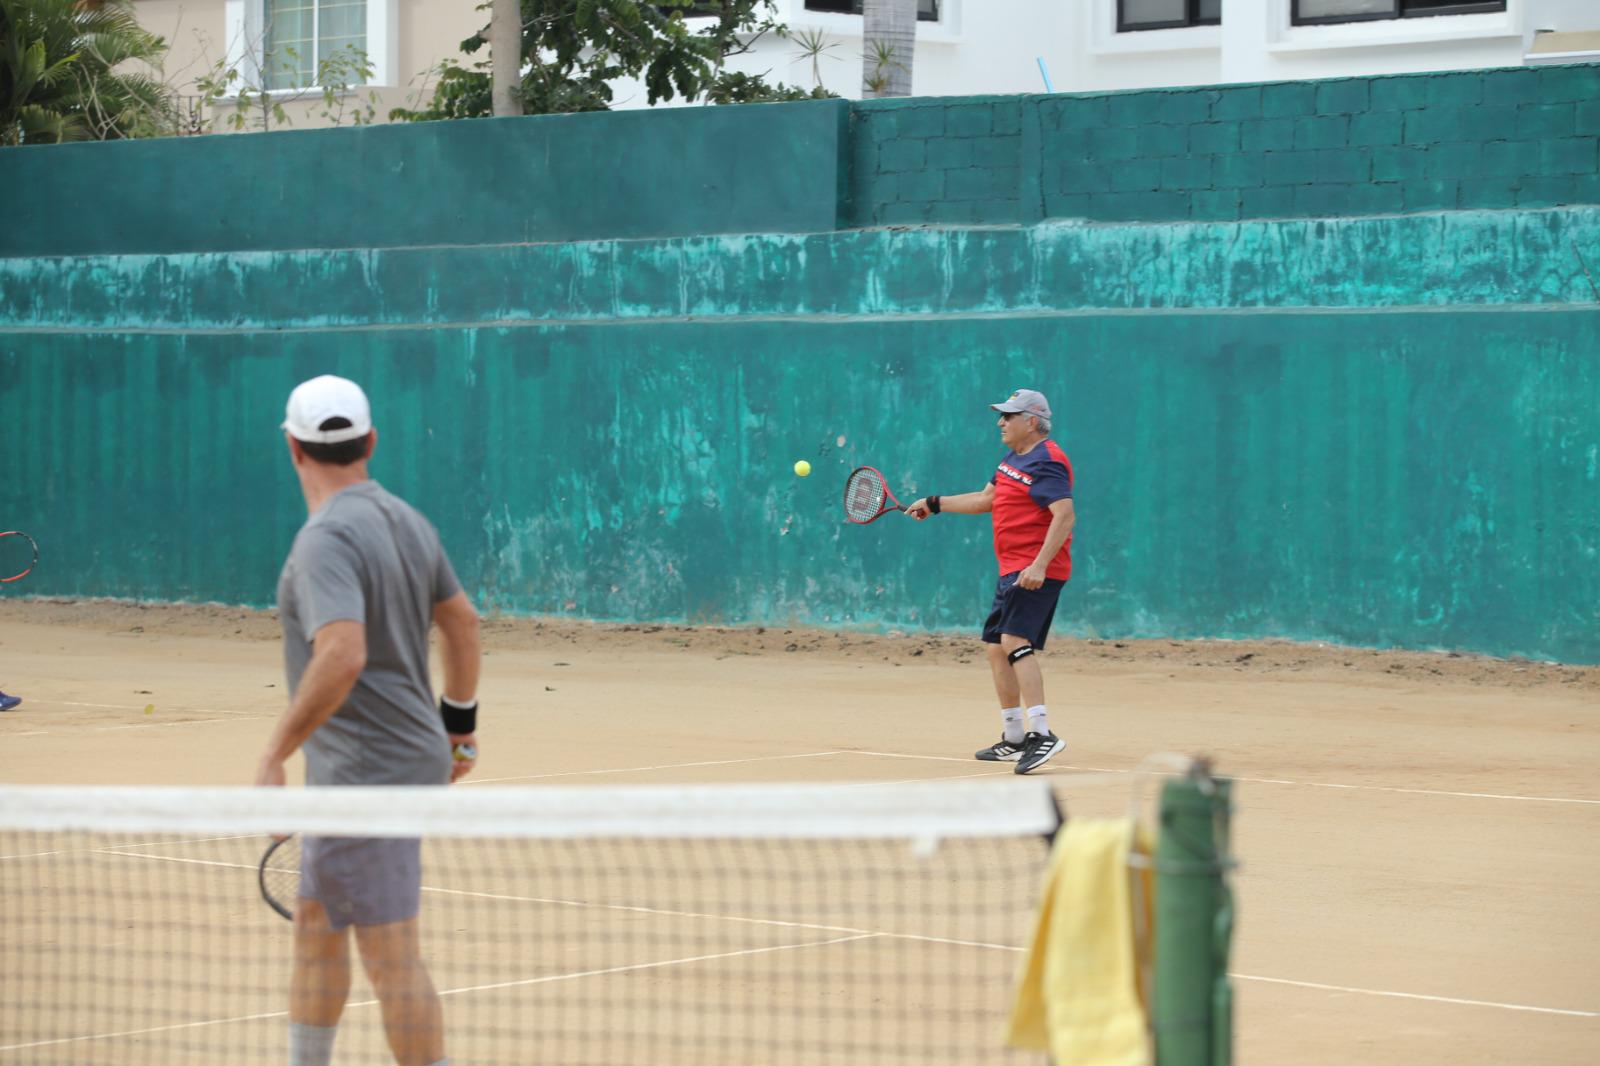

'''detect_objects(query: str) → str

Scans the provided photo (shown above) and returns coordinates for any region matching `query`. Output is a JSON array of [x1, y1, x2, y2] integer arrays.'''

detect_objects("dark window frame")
[[803, 0, 942, 23], [1291, 0, 1506, 27], [1117, 0, 1221, 34]]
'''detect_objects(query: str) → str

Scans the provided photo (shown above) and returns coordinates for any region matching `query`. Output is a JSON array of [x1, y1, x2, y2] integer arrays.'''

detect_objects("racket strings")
[[844, 470, 888, 522], [260, 838, 300, 919]]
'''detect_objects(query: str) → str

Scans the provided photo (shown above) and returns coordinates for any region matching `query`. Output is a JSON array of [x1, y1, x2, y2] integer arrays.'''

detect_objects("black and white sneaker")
[[1014, 731, 1065, 775], [974, 737, 1025, 762]]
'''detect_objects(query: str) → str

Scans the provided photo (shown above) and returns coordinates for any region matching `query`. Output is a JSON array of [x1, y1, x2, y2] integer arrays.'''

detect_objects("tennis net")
[[0, 781, 1059, 1065]]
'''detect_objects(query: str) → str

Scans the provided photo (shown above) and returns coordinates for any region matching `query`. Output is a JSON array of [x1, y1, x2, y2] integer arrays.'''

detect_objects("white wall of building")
[[643, 0, 1600, 110], [133, 0, 1599, 128]]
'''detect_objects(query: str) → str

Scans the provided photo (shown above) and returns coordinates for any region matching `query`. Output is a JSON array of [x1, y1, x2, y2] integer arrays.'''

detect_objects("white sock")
[[1026, 705, 1049, 736], [1000, 706, 1025, 744], [289, 1022, 338, 1066]]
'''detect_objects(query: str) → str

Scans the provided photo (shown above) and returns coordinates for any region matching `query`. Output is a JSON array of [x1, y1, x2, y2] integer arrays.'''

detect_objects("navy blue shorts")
[[300, 836, 423, 931], [981, 572, 1066, 650]]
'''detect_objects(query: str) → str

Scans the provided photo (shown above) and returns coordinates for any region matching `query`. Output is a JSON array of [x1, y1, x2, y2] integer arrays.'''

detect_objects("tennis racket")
[[1, 531, 37, 583], [259, 835, 299, 921], [843, 466, 906, 524]]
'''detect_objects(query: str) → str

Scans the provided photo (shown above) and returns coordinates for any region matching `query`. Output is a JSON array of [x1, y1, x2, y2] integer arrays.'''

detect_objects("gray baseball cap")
[[990, 389, 1052, 420]]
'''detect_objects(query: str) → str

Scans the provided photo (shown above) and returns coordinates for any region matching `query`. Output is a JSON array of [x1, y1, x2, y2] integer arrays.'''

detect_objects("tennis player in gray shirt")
[[256, 375, 482, 1066]]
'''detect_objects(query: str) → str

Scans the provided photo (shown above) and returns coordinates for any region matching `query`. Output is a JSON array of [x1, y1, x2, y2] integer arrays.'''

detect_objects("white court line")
[[1235, 776, 1600, 806], [48, 700, 263, 717], [102, 850, 1023, 954], [1, 835, 262, 862], [465, 750, 846, 784], [422, 885, 1019, 953], [1232, 974, 1600, 1019], [16, 852, 1594, 1035], [0, 935, 878, 1054], [850, 752, 1600, 806], [85, 716, 271, 733], [7, 715, 270, 737], [849, 769, 1015, 788], [439, 933, 878, 997]]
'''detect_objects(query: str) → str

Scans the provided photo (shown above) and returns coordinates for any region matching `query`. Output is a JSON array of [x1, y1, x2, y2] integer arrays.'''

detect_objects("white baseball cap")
[[282, 375, 372, 444]]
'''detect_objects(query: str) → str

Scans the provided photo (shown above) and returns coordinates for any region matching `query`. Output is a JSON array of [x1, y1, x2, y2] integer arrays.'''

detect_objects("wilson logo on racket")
[[843, 467, 907, 525]]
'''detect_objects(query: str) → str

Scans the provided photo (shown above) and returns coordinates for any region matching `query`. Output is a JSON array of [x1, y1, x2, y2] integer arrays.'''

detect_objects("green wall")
[[851, 65, 1600, 226], [0, 102, 851, 257], [5, 210, 1598, 328], [4, 65, 1597, 258], [3, 225, 1597, 661], [3, 77, 1598, 662]]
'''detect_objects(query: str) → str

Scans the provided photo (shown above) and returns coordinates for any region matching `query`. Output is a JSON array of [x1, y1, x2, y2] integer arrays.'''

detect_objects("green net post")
[[1153, 764, 1234, 1066]]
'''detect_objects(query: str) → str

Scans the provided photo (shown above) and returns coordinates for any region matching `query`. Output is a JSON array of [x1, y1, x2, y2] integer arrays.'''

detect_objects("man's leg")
[[998, 633, 1045, 709], [999, 632, 1064, 774], [974, 642, 1026, 761], [354, 916, 446, 1066], [290, 899, 350, 1066], [986, 641, 1023, 710]]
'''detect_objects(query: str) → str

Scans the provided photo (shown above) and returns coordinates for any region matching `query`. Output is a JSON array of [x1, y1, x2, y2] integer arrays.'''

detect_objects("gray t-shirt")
[[277, 480, 462, 786]]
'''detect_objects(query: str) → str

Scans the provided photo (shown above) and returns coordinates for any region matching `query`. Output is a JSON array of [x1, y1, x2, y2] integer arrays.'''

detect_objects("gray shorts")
[[300, 836, 423, 931]]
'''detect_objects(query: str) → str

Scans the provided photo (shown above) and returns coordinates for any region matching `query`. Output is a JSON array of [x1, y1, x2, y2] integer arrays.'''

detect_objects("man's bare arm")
[[255, 620, 366, 785], [433, 591, 480, 704], [905, 482, 995, 520]]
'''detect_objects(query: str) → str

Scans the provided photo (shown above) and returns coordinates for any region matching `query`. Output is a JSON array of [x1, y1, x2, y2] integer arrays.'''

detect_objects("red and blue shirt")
[[989, 439, 1074, 580]]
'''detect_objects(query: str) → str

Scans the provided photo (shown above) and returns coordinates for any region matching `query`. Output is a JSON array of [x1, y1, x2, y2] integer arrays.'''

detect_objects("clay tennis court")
[[2, 599, 1596, 1064]]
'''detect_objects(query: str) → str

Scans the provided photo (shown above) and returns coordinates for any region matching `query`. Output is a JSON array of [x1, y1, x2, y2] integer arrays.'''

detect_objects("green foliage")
[[862, 37, 907, 97], [701, 70, 834, 105], [784, 27, 842, 93], [0, 0, 177, 145], [392, 0, 821, 121], [195, 44, 378, 132]]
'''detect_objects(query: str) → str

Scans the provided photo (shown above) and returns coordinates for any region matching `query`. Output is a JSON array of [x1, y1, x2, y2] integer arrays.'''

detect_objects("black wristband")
[[440, 698, 477, 735], [928, 495, 942, 515]]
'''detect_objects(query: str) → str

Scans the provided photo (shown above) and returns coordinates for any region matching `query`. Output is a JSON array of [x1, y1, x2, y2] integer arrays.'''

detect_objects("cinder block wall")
[[850, 65, 1600, 226]]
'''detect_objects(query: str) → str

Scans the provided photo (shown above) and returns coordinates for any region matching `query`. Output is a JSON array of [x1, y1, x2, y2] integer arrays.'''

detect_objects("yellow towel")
[[1005, 818, 1155, 1066]]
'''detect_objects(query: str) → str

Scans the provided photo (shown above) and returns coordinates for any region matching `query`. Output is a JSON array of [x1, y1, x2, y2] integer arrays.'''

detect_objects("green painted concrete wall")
[[0, 101, 851, 257], [852, 65, 1600, 225], [6, 210, 1599, 329], [3, 218, 1597, 662], [4, 77, 1598, 662], [4, 66, 1596, 259]]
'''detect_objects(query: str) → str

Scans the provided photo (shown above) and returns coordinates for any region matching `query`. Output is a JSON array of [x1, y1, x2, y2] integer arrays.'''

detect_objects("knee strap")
[[1006, 645, 1035, 664]]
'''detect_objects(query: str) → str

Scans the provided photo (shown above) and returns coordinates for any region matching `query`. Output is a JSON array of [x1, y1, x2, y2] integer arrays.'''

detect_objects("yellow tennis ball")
[[143, 704, 154, 715], [794, 460, 811, 477]]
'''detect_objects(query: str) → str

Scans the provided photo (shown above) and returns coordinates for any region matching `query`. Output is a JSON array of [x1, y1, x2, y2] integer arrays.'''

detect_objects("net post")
[[1152, 761, 1234, 1066]]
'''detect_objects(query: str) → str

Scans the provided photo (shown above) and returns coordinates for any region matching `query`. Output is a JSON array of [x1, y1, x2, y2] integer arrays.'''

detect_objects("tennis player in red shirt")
[[905, 389, 1075, 774]]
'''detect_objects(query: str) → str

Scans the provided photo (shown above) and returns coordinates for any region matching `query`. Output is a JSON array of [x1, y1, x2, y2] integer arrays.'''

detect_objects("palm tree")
[[1, 0, 175, 146], [860, 0, 915, 98]]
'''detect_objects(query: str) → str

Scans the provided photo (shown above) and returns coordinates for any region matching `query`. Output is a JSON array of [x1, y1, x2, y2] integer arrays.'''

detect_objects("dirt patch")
[[8, 597, 1595, 693]]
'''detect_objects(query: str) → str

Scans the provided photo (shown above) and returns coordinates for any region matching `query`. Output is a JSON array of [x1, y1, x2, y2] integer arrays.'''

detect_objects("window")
[[1292, 0, 1506, 26], [1118, 0, 1221, 32], [804, 0, 941, 23], [263, 0, 367, 90]]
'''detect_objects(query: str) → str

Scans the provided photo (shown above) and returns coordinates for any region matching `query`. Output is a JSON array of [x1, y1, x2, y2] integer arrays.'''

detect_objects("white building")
[[136, 1, 1600, 131], [720, 0, 1600, 101]]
